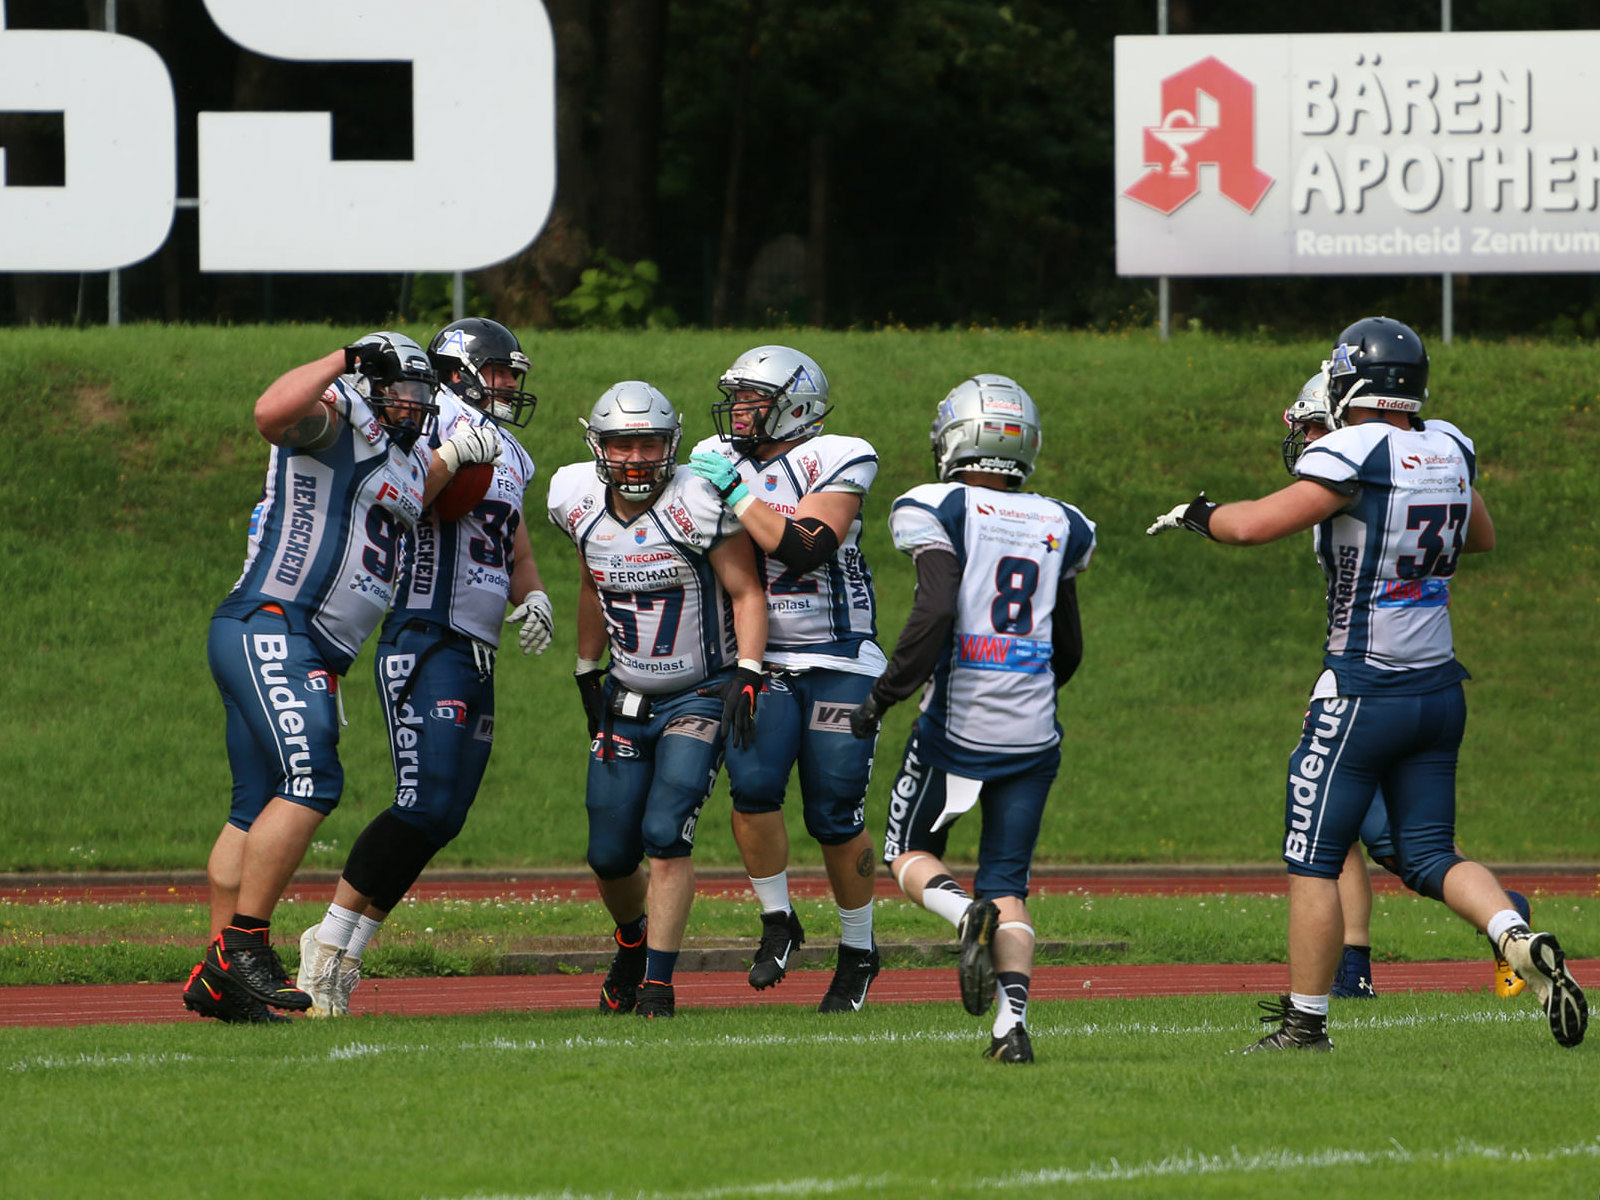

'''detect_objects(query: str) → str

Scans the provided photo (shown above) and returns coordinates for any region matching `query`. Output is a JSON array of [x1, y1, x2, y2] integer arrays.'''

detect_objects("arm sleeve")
[[772, 516, 840, 573], [1051, 576, 1083, 689], [871, 547, 960, 705]]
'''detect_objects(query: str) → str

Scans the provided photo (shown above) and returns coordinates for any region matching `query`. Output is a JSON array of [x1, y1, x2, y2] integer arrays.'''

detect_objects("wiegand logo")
[[1123, 55, 1274, 215]]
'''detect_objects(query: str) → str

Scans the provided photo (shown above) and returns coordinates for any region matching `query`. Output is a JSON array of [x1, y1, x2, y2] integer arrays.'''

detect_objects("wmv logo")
[[1123, 56, 1273, 215]]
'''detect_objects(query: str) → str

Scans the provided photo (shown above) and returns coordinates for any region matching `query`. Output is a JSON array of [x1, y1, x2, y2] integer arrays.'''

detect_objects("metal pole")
[[1440, 0, 1453, 343], [106, 0, 121, 327], [453, 271, 465, 321], [1157, 0, 1170, 341]]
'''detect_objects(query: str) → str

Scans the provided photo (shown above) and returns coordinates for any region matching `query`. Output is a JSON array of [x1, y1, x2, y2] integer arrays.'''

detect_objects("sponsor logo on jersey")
[[957, 633, 1052, 674], [1376, 577, 1450, 608], [1284, 698, 1349, 862], [1330, 544, 1360, 630], [883, 735, 928, 860], [305, 670, 331, 693], [1041, 532, 1060, 553], [624, 551, 675, 565], [764, 474, 779, 491], [634, 526, 648, 543], [431, 699, 468, 725], [474, 714, 494, 742], [801, 455, 820, 485], [381, 653, 423, 806], [1401, 454, 1422, 470], [363, 418, 385, 446], [410, 520, 437, 597], [593, 733, 640, 760], [251, 633, 315, 798], [663, 714, 719, 744], [808, 702, 855, 734], [976, 502, 995, 516], [664, 502, 699, 543]]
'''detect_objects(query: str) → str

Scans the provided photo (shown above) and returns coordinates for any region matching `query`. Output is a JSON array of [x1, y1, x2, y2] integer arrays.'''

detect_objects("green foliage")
[[3, 996, 1597, 1198], [553, 251, 679, 330], [403, 273, 490, 327], [0, 326, 1596, 873]]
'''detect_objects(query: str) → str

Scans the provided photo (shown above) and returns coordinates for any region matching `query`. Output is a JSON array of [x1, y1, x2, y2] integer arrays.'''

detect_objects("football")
[[433, 461, 494, 522]]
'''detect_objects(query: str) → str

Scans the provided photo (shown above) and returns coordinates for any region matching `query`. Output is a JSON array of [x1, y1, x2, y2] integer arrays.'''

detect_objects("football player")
[[1285, 373, 1534, 1004], [296, 319, 555, 1017], [184, 333, 502, 1024], [688, 345, 886, 1012], [848, 375, 1097, 1063], [1150, 316, 1585, 1052], [550, 382, 768, 1018]]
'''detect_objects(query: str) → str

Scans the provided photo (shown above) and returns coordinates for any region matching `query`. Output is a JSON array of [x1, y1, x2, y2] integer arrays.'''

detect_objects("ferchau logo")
[[1123, 55, 1274, 215]]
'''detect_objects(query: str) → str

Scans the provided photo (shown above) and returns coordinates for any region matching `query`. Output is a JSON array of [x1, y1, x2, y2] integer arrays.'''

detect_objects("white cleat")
[[1499, 929, 1587, 1048], [296, 925, 347, 1019]]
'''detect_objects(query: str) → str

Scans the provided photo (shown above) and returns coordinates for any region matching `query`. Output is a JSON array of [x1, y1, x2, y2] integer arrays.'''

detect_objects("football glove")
[[437, 423, 503, 472], [689, 451, 751, 509], [848, 691, 885, 740], [720, 664, 763, 751], [575, 668, 606, 740], [1146, 492, 1219, 539], [506, 590, 554, 656], [344, 338, 394, 384]]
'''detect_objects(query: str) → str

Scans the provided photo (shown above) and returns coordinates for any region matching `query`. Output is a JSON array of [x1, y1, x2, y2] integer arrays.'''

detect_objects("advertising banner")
[[1115, 33, 1600, 275]]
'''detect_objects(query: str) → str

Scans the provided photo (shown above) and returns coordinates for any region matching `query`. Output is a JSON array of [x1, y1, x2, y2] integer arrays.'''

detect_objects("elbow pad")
[[773, 516, 839, 573]]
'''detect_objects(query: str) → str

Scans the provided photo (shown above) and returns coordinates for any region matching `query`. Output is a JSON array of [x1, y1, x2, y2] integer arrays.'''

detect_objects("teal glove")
[[690, 451, 751, 508]]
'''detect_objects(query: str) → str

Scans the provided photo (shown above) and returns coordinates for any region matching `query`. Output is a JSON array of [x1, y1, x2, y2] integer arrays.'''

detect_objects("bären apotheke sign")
[[1115, 32, 1600, 276]]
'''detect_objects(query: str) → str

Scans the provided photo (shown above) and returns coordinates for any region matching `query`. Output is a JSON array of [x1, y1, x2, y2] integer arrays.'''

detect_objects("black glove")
[[575, 669, 606, 739], [848, 691, 886, 740], [344, 338, 395, 385], [1145, 492, 1219, 539], [720, 665, 763, 751]]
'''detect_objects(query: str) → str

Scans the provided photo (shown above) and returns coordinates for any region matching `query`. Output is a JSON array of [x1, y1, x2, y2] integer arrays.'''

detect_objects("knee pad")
[[342, 810, 441, 911]]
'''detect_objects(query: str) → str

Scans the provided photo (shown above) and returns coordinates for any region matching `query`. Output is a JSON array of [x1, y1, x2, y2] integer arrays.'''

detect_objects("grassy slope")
[[0, 326, 1595, 870]]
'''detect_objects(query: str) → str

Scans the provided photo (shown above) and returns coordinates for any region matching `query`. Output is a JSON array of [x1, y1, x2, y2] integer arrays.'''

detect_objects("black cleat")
[[1500, 930, 1588, 1048], [181, 960, 291, 1025], [956, 899, 1000, 1016], [635, 981, 676, 1019], [202, 929, 312, 1011], [984, 1025, 1034, 1063], [749, 909, 805, 990], [818, 944, 881, 1014], [1240, 995, 1333, 1053], [598, 924, 648, 1014]]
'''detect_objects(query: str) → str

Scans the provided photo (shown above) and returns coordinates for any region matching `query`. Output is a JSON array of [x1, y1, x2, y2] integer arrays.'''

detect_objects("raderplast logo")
[[1122, 55, 1274, 216]]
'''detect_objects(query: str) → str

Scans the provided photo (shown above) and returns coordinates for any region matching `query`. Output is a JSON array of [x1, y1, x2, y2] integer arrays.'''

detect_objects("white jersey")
[[389, 392, 537, 646], [218, 376, 430, 673], [548, 463, 742, 694], [889, 482, 1096, 761], [690, 433, 884, 675], [1295, 418, 1476, 694]]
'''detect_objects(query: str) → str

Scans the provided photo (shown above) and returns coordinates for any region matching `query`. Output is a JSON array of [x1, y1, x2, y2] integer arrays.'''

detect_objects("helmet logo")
[[1328, 344, 1356, 377], [790, 366, 821, 394], [1123, 56, 1274, 216], [437, 329, 472, 357]]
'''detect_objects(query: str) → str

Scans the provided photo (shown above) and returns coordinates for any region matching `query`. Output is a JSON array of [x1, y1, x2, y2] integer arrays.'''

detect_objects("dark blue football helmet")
[[1324, 316, 1428, 428]]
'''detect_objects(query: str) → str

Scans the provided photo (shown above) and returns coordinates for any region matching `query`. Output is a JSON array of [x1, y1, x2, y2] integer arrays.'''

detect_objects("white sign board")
[[0, 0, 555, 273], [1115, 33, 1600, 276]]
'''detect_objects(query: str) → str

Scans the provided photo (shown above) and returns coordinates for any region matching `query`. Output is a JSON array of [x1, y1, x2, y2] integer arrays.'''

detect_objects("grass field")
[[1, 325, 1596, 874], [3, 996, 1596, 1199]]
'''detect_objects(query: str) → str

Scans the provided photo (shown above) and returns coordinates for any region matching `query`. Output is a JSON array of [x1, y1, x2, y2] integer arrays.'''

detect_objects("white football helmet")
[[930, 374, 1042, 484], [713, 345, 830, 452], [583, 381, 682, 501], [1281, 370, 1330, 474]]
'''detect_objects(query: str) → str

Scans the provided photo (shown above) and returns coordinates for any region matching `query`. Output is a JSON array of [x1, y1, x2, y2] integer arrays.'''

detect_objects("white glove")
[[1146, 492, 1218, 538], [507, 590, 554, 655], [437, 423, 503, 472]]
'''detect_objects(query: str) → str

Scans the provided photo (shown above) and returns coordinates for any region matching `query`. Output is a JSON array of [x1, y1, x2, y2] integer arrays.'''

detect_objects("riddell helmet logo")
[[1124, 56, 1273, 215]]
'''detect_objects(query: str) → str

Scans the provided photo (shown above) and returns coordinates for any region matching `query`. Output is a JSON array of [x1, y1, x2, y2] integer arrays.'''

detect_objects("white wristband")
[[731, 493, 757, 518], [737, 658, 763, 674], [575, 656, 602, 674]]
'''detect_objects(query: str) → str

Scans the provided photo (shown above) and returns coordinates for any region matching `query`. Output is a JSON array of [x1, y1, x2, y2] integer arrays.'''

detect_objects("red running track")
[[6, 959, 1596, 1029]]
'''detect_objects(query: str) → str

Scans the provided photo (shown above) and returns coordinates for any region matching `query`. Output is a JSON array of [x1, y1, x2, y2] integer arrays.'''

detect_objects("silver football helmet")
[[713, 345, 831, 453], [930, 374, 1042, 484], [1281, 370, 1330, 474], [348, 330, 439, 453], [582, 381, 682, 500]]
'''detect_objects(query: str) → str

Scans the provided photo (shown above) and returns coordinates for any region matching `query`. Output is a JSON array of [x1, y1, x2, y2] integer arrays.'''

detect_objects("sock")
[[644, 948, 679, 986], [225, 914, 270, 945], [1289, 991, 1330, 1018], [920, 875, 971, 928], [1486, 909, 1529, 948], [316, 904, 361, 951], [615, 914, 647, 947], [837, 901, 874, 951], [750, 871, 791, 916], [994, 971, 1030, 1037], [346, 914, 384, 961]]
